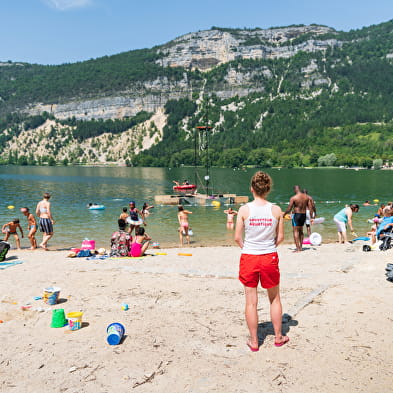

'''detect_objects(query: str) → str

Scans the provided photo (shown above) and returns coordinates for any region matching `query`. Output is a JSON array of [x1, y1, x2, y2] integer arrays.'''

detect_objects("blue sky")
[[1, 0, 392, 65]]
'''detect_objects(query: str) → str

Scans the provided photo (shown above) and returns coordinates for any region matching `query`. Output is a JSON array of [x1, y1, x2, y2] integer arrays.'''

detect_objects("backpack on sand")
[[0, 241, 10, 262]]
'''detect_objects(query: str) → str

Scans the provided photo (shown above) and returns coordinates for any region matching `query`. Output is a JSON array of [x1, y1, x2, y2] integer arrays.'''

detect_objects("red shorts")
[[239, 252, 280, 288]]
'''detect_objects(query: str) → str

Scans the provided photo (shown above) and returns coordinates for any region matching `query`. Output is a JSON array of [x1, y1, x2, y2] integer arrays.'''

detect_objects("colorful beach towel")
[[0, 260, 24, 270]]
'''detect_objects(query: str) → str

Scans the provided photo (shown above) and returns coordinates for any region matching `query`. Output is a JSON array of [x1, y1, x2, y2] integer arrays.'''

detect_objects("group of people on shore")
[[2, 193, 54, 250], [110, 201, 153, 257]]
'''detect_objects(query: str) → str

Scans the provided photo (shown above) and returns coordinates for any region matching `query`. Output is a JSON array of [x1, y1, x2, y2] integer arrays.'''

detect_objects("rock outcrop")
[[158, 26, 339, 70], [23, 25, 339, 121]]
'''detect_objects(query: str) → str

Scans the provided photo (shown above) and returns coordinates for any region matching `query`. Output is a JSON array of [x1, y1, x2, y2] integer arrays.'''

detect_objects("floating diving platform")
[[154, 193, 248, 206]]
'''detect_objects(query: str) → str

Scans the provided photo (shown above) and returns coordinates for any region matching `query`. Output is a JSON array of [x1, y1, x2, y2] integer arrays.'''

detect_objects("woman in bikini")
[[177, 205, 192, 246], [36, 193, 54, 250], [235, 171, 288, 351], [224, 207, 238, 230]]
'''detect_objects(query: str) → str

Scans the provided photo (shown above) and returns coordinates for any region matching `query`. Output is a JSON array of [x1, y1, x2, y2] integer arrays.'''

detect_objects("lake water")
[[0, 166, 391, 250]]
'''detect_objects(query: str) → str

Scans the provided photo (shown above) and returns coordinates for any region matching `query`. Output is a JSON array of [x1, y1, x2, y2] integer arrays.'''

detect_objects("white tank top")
[[242, 201, 277, 255]]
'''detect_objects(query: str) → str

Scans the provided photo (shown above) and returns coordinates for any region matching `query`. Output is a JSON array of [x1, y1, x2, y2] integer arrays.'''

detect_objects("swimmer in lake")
[[224, 207, 238, 230]]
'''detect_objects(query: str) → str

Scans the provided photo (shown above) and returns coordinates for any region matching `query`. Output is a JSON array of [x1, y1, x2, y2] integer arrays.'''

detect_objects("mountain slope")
[[1, 20, 393, 167]]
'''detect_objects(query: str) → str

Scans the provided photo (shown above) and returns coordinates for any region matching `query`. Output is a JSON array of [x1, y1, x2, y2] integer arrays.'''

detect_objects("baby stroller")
[[379, 227, 393, 251]]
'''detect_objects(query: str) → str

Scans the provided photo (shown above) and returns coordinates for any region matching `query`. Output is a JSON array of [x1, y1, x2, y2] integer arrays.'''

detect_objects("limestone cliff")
[[23, 25, 339, 122]]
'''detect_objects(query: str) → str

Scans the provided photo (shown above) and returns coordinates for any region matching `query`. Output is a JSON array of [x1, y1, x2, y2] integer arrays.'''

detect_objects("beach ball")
[[7, 205, 15, 209], [373, 199, 379, 203], [309, 232, 322, 246], [211, 200, 221, 207]]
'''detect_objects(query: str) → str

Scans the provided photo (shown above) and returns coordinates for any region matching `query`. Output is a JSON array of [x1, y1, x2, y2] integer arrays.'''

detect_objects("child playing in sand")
[[20, 207, 37, 249], [235, 171, 288, 351], [2, 218, 24, 249], [130, 227, 151, 257]]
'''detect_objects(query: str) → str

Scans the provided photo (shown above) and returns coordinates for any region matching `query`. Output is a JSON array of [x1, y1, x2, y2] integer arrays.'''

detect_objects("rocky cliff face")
[[158, 26, 339, 70], [5, 108, 167, 165], [24, 25, 339, 121]]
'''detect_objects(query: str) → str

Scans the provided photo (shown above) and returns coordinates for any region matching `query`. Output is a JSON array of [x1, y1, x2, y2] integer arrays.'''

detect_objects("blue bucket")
[[106, 322, 125, 345]]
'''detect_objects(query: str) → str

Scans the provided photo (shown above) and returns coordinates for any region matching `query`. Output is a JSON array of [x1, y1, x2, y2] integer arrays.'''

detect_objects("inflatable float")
[[309, 232, 322, 246], [88, 205, 105, 210], [312, 217, 325, 224], [173, 184, 197, 192]]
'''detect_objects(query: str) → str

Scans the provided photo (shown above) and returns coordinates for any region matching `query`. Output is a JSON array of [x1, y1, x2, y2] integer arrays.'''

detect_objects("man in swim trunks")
[[21, 207, 37, 249], [36, 192, 54, 250], [283, 185, 312, 252]]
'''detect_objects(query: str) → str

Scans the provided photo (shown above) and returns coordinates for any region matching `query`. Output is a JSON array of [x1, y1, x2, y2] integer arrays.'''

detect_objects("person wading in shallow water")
[[36, 192, 54, 250], [235, 171, 288, 351], [283, 186, 312, 252]]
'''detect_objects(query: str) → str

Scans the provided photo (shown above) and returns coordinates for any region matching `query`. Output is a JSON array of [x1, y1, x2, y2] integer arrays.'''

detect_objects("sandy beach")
[[1, 242, 392, 392]]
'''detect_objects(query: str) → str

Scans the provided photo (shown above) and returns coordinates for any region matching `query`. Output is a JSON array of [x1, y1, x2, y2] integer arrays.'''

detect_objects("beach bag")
[[81, 239, 96, 250], [0, 241, 10, 262]]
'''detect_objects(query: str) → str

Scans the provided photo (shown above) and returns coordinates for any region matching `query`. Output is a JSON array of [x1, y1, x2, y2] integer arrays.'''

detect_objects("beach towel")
[[0, 260, 24, 270]]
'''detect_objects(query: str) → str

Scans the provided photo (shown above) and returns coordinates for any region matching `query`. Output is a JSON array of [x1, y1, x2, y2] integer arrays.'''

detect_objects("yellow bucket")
[[66, 312, 83, 331]]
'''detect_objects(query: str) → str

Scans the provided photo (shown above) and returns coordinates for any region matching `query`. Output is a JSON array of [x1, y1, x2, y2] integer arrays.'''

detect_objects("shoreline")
[[8, 237, 354, 252]]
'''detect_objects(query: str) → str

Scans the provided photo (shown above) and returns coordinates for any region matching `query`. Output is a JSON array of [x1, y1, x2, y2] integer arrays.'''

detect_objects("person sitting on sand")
[[2, 218, 24, 250], [333, 204, 359, 244], [130, 227, 151, 257], [110, 219, 132, 257], [20, 207, 37, 249], [224, 207, 238, 230], [372, 208, 393, 244], [178, 205, 192, 246], [235, 171, 288, 351], [35, 192, 54, 250]]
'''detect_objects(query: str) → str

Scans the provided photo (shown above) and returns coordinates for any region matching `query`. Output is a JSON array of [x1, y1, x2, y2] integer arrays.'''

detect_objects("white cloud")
[[43, 0, 93, 11]]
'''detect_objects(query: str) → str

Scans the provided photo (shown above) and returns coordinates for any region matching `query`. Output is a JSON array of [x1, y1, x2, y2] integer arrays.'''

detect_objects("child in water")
[[130, 227, 151, 257], [2, 218, 24, 249], [224, 207, 238, 230]]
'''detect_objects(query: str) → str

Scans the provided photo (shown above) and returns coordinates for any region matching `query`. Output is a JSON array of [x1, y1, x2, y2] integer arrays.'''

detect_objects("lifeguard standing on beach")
[[235, 171, 288, 351]]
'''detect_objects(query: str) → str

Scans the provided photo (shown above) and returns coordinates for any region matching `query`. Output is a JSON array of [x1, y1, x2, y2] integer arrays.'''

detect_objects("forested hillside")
[[1, 20, 393, 167]]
